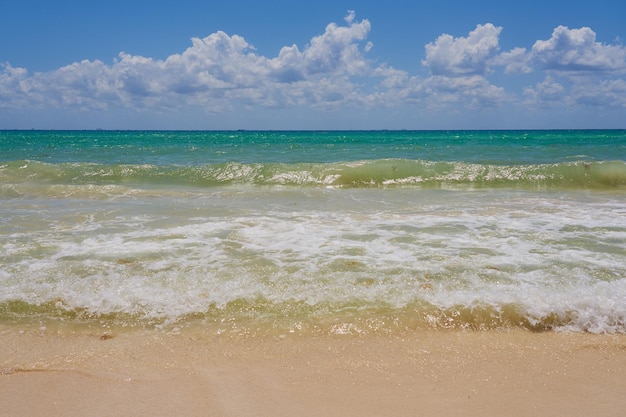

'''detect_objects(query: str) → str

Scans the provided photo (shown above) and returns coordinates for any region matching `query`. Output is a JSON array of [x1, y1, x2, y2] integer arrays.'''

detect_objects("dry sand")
[[1, 325, 625, 417]]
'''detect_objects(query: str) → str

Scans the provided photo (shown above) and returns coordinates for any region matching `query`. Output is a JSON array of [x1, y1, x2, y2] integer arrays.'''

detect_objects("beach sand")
[[2, 325, 625, 417]]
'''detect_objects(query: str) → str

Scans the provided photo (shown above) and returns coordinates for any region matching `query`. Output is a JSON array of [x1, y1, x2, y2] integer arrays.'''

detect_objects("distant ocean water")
[[1, 130, 625, 334]]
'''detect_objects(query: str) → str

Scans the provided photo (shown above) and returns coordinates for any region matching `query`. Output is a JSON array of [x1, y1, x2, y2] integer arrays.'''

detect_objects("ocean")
[[1, 130, 625, 335]]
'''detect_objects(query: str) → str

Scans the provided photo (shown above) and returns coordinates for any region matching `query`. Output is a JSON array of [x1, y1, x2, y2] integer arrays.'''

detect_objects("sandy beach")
[[2, 325, 625, 417], [2, 130, 626, 416]]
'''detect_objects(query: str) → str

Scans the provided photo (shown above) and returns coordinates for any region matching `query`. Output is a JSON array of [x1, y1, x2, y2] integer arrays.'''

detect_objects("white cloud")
[[532, 26, 626, 73], [523, 76, 567, 105], [520, 27, 626, 110], [420, 75, 508, 109], [416, 23, 509, 109], [345, 10, 356, 24], [1, 15, 626, 122], [0, 12, 375, 112], [493, 25, 626, 77], [568, 79, 626, 109], [492, 47, 532, 74], [0, 64, 33, 107], [422, 23, 502, 76], [570, 78, 626, 107], [300, 16, 372, 76], [0, 60, 120, 109], [269, 45, 306, 83], [524, 76, 626, 109]]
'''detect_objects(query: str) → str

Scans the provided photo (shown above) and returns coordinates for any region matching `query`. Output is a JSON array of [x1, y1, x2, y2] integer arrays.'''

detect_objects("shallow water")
[[1, 130, 625, 333]]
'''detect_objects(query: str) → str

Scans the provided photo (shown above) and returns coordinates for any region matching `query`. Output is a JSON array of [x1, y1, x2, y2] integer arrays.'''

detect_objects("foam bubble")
[[1, 186, 625, 332]]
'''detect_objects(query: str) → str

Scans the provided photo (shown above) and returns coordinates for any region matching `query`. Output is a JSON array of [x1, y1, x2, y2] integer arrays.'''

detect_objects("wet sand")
[[2, 325, 625, 417]]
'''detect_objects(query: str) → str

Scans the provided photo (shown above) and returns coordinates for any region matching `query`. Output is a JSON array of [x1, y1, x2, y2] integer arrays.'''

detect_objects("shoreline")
[[2, 325, 625, 416]]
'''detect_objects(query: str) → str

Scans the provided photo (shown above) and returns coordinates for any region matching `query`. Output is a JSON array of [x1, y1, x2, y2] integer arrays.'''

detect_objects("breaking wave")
[[2, 159, 625, 191]]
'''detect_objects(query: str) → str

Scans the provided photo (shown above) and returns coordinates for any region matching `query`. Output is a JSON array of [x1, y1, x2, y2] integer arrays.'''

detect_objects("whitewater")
[[1, 130, 625, 334]]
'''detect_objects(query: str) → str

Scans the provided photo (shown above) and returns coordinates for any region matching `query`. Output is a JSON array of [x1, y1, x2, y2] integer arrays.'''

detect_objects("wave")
[[1, 298, 624, 334], [2, 159, 625, 191]]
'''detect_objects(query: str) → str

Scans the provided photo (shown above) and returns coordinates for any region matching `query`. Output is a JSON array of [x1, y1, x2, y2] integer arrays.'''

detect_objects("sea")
[[1, 130, 625, 335]]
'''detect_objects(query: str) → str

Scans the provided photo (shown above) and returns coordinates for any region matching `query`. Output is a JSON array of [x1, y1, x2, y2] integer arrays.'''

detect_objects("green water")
[[1, 130, 625, 334]]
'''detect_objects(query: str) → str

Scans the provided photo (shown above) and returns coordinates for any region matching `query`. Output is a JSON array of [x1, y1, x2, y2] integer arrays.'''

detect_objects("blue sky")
[[1, 0, 625, 129]]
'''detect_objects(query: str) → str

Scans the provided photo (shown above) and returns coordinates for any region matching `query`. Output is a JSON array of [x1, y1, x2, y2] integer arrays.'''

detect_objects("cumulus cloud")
[[268, 13, 372, 82], [415, 23, 510, 108], [532, 26, 626, 73], [421, 75, 508, 108], [0, 12, 375, 112], [492, 47, 532, 74], [523, 76, 567, 105], [0, 64, 33, 107], [521, 26, 626, 110], [422, 24, 502, 76], [493, 25, 626, 77], [570, 78, 626, 107], [1, 14, 625, 120]]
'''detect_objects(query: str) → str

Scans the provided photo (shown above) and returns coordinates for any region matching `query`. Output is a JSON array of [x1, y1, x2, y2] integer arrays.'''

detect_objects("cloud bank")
[[1, 11, 626, 124]]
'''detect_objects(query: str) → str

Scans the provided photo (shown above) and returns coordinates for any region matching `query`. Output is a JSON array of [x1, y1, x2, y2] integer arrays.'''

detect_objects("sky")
[[1, 0, 626, 130]]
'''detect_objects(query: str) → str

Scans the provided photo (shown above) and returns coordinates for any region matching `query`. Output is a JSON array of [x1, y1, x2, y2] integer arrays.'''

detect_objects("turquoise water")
[[1, 130, 623, 165], [1, 130, 625, 333]]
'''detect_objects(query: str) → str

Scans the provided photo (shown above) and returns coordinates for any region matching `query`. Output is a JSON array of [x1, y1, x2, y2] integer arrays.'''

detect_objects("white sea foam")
[[1, 186, 625, 332]]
